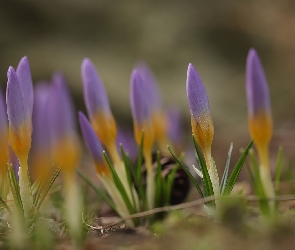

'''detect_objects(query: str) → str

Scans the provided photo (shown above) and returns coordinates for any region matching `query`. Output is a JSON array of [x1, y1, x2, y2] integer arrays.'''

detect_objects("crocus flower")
[[6, 66, 33, 162], [79, 111, 136, 226], [6, 59, 34, 217], [81, 58, 136, 201], [246, 48, 272, 168], [130, 69, 155, 150], [81, 58, 117, 155], [0, 88, 8, 171], [78, 111, 110, 177], [246, 48, 274, 201], [130, 69, 155, 208], [186, 63, 221, 201], [48, 73, 81, 174], [186, 63, 214, 170], [136, 62, 169, 152], [31, 82, 51, 181]]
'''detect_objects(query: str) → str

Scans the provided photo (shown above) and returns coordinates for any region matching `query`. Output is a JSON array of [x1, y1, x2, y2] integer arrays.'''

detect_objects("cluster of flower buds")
[[80, 59, 180, 217], [185, 48, 274, 207]]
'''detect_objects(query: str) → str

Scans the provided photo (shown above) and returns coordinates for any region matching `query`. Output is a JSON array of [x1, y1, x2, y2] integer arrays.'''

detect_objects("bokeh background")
[[1, 0, 295, 167]]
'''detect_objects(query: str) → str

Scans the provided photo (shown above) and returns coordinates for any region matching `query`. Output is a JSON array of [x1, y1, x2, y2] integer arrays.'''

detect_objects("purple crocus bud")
[[130, 69, 154, 149], [246, 48, 273, 168], [135, 62, 169, 151], [6, 66, 32, 160], [78, 111, 109, 176], [135, 62, 161, 109], [31, 82, 51, 180], [16, 56, 34, 116], [81, 58, 117, 149], [48, 74, 80, 173], [0, 88, 8, 170], [186, 63, 214, 169]]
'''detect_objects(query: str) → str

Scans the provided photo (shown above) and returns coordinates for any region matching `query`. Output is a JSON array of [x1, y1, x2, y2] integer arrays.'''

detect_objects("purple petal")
[[186, 63, 210, 121], [32, 82, 50, 151], [48, 74, 75, 141], [135, 62, 161, 109], [0, 87, 8, 132], [81, 58, 111, 120], [246, 48, 271, 116], [130, 69, 151, 126], [16, 56, 33, 116], [6, 66, 31, 136], [78, 111, 104, 164]]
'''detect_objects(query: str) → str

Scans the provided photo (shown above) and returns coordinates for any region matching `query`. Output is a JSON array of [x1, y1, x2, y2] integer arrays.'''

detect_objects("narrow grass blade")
[[135, 131, 147, 210], [165, 163, 179, 206], [274, 147, 283, 195], [168, 146, 204, 198], [0, 196, 11, 214], [222, 140, 253, 196], [33, 181, 42, 207], [36, 167, 61, 210], [77, 170, 116, 211], [120, 144, 137, 209], [220, 143, 233, 194], [103, 152, 134, 214], [192, 135, 214, 199], [8, 165, 24, 217]]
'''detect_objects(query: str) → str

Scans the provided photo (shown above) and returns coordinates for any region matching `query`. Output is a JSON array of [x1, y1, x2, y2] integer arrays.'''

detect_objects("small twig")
[[83, 194, 295, 230]]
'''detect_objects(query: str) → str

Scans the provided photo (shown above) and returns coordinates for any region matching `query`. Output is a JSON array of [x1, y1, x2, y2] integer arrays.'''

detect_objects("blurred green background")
[[1, 0, 295, 165]]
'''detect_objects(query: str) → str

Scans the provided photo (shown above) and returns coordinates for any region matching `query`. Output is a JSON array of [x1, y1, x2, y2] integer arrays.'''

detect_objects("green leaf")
[[168, 146, 204, 198], [36, 167, 61, 210], [192, 135, 214, 200], [8, 165, 24, 218], [77, 170, 116, 211], [135, 131, 147, 210], [248, 150, 266, 198], [0, 196, 11, 214], [222, 140, 253, 195], [120, 144, 137, 210], [220, 143, 233, 194], [165, 162, 179, 206], [246, 150, 269, 214], [103, 152, 134, 214]]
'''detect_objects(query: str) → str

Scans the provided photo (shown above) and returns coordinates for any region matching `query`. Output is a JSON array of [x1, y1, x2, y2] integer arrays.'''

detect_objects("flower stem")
[[64, 173, 83, 247], [18, 155, 34, 221], [144, 148, 154, 209]]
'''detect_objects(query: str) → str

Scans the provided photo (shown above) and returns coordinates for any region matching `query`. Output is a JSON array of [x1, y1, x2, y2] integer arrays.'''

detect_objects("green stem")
[[144, 148, 154, 209], [18, 156, 34, 221]]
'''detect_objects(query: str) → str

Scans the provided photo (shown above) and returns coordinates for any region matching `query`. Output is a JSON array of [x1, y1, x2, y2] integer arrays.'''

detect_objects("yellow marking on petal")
[[9, 122, 31, 159], [91, 111, 117, 149], [134, 121, 154, 152], [31, 151, 52, 182], [152, 110, 170, 153], [94, 159, 111, 177], [249, 111, 273, 164], [52, 134, 81, 174], [191, 112, 214, 169]]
